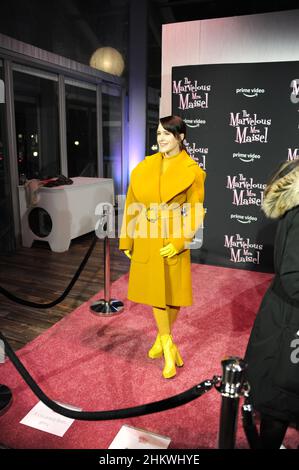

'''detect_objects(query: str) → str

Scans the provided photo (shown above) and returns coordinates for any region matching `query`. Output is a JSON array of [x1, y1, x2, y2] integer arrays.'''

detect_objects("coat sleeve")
[[170, 165, 206, 253], [118, 180, 138, 251], [279, 211, 299, 302]]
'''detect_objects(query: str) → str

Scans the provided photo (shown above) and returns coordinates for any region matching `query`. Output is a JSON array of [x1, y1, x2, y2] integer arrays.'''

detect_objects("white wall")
[[161, 9, 299, 116]]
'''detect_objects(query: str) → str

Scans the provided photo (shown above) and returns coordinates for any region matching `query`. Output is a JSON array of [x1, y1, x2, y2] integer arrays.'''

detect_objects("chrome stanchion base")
[[90, 299, 124, 316], [0, 384, 12, 415]]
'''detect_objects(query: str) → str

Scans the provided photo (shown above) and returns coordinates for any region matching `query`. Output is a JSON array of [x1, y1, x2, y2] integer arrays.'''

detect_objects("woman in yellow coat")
[[119, 115, 206, 379]]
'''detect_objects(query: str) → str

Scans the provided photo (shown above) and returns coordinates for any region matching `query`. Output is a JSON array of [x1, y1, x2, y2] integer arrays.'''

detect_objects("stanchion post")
[[0, 384, 12, 415], [90, 204, 124, 316], [104, 235, 110, 301], [216, 356, 247, 449], [0, 339, 12, 415]]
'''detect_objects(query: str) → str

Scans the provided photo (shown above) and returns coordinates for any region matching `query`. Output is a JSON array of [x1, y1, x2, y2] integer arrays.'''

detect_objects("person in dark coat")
[[245, 158, 299, 449]]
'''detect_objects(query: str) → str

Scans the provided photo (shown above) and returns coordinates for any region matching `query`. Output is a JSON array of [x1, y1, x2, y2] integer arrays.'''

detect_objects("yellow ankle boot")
[[160, 334, 184, 379], [148, 333, 162, 359], [173, 343, 184, 368]]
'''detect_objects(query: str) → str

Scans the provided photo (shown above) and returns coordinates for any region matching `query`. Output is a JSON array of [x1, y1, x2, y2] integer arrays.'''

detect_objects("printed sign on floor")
[[109, 424, 171, 449], [20, 400, 81, 437]]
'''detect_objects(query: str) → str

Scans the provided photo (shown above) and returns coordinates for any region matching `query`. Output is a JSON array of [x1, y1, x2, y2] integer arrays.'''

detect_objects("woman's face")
[[156, 122, 183, 157]]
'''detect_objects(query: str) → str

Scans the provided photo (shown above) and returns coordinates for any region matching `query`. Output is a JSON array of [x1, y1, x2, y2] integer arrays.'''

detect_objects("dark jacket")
[[245, 169, 299, 423]]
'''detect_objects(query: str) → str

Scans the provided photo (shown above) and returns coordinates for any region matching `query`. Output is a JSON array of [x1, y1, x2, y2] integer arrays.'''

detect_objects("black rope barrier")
[[241, 398, 261, 449], [0, 234, 97, 308], [1, 334, 262, 448], [0, 332, 215, 421]]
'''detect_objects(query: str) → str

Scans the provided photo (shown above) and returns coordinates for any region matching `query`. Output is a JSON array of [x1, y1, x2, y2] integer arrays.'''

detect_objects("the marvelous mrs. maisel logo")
[[226, 174, 266, 206], [184, 140, 208, 170], [288, 148, 299, 161], [229, 109, 271, 143], [224, 234, 263, 264], [173, 77, 211, 110]]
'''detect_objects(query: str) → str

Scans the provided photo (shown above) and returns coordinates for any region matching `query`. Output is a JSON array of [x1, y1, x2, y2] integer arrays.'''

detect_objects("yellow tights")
[[152, 306, 179, 335], [150, 305, 183, 378]]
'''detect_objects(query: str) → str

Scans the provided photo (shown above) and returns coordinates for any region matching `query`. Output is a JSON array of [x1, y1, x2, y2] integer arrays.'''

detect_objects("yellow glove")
[[160, 243, 178, 259], [124, 249, 132, 259]]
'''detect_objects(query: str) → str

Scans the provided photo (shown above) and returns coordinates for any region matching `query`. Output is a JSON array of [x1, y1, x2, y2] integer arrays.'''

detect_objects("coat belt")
[[144, 204, 187, 223]]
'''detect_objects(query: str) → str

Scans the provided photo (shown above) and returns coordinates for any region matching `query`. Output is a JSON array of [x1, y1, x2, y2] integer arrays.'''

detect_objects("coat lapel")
[[160, 150, 196, 203], [131, 152, 162, 204], [131, 150, 196, 204]]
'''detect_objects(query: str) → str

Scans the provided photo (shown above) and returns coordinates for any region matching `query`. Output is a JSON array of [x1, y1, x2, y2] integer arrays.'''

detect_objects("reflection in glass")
[[13, 71, 60, 179], [66, 84, 97, 177], [102, 90, 122, 195]]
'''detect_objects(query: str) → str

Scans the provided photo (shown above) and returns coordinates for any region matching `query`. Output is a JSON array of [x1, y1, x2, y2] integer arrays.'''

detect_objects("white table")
[[18, 177, 115, 252]]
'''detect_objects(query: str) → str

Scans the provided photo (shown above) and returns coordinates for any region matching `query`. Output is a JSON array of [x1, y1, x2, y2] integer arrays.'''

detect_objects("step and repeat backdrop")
[[172, 62, 299, 272]]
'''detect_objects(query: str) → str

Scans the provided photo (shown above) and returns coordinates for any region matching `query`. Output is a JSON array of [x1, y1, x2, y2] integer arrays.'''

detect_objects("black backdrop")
[[172, 62, 299, 272]]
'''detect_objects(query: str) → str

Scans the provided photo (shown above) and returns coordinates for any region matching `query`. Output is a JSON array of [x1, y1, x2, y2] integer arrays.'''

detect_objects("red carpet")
[[0, 264, 298, 449]]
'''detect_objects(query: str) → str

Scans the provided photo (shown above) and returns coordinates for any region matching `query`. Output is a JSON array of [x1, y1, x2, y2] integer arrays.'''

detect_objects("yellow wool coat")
[[119, 150, 206, 308]]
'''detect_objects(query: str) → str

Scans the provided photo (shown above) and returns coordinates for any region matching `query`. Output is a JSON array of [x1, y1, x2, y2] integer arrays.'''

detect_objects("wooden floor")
[[0, 233, 130, 351]]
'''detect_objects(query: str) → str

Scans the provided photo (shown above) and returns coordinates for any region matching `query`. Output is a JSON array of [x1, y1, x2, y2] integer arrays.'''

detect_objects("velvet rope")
[[0, 234, 97, 308], [0, 331, 215, 421]]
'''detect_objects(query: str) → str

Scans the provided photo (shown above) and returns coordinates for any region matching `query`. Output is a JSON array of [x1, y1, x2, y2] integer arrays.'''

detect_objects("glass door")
[[65, 81, 97, 177], [0, 61, 15, 252], [13, 68, 60, 179], [102, 85, 122, 195]]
